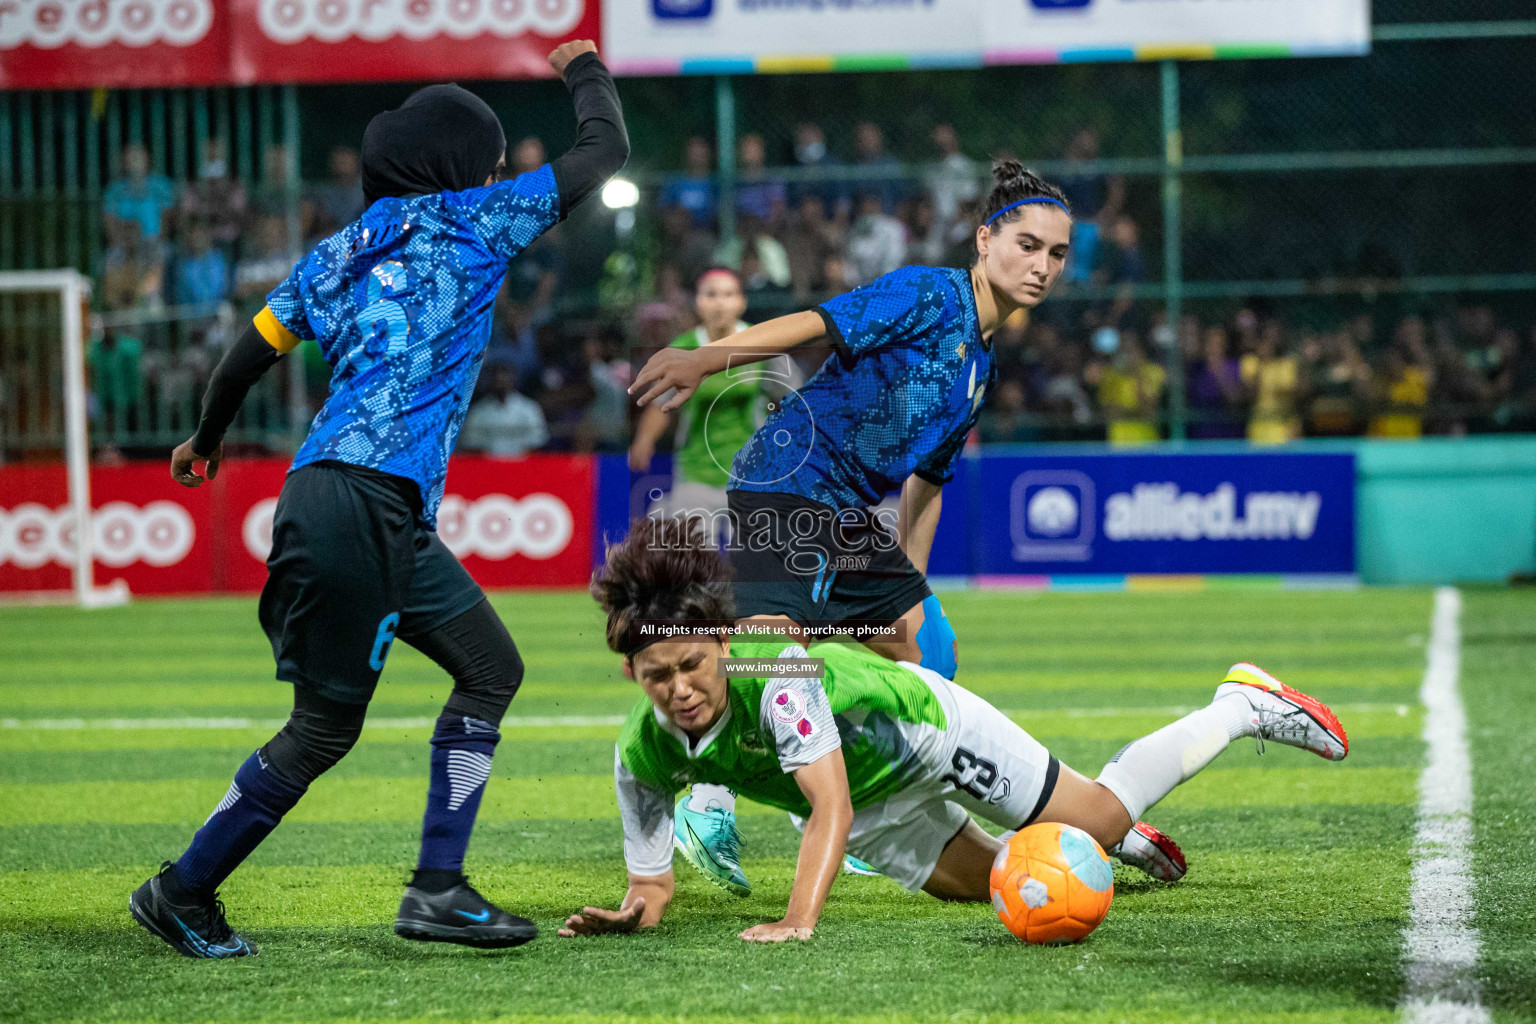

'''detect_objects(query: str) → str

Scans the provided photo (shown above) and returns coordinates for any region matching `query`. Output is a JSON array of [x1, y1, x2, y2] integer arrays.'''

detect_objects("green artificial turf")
[[0, 587, 1527, 1023]]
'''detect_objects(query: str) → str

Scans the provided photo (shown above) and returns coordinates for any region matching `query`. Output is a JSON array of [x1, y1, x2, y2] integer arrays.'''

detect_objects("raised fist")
[[548, 40, 599, 78]]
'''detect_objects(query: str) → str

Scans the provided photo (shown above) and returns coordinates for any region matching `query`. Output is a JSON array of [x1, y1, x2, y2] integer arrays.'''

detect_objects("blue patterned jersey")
[[730, 265, 993, 509], [264, 165, 561, 526]]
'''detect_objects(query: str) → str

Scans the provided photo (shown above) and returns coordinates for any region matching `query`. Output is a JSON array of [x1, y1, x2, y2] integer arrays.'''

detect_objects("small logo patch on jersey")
[[956, 341, 966, 359], [796, 718, 815, 738], [967, 361, 978, 398], [770, 688, 805, 725]]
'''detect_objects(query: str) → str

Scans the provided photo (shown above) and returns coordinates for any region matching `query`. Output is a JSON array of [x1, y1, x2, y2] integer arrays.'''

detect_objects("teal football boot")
[[673, 796, 750, 896]]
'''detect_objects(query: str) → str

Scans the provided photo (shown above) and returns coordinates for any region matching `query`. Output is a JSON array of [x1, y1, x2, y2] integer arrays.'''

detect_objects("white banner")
[[982, 0, 1371, 62], [603, 0, 984, 74], [603, 0, 1370, 73]]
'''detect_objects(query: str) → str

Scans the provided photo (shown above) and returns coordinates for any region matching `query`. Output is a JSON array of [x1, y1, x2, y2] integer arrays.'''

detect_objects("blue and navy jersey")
[[260, 165, 561, 526], [730, 265, 993, 510]]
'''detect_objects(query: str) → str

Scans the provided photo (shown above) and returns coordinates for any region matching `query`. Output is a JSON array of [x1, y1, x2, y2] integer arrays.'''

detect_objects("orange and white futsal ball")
[[989, 822, 1114, 944]]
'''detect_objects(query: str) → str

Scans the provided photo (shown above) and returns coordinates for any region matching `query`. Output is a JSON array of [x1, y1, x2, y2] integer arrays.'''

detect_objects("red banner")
[[229, 0, 595, 84], [0, 454, 593, 595], [0, 0, 594, 88], [0, 0, 230, 88]]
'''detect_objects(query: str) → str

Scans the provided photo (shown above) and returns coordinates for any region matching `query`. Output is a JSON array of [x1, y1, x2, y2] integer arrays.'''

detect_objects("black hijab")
[[361, 84, 505, 206]]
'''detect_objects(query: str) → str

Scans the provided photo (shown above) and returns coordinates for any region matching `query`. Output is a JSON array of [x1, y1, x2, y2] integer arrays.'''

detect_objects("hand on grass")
[[170, 437, 222, 488], [557, 899, 645, 937], [739, 920, 813, 943]]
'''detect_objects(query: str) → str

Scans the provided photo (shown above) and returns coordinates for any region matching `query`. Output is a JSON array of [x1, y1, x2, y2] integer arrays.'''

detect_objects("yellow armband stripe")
[[254, 305, 302, 354]]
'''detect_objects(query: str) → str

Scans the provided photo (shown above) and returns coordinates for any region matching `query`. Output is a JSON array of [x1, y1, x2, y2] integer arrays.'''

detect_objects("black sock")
[[410, 867, 466, 893], [159, 863, 199, 906]]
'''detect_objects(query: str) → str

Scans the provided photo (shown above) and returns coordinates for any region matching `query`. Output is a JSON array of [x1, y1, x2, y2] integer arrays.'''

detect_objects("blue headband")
[[985, 197, 1072, 226]]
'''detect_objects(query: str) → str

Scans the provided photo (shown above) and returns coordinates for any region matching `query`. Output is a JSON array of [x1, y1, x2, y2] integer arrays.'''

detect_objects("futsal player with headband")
[[626, 161, 1074, 896]]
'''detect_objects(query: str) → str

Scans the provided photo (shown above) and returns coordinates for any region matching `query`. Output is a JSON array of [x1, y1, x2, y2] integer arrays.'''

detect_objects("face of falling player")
[[626, 635, 733, 738]]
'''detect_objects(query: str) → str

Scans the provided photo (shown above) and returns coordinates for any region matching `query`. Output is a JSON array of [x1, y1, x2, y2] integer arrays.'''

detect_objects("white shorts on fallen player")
[[788, 664, 1055, 892]]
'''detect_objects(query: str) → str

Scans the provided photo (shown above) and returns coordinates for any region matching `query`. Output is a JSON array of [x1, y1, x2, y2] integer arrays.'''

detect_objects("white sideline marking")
[[1402, 588, 1490, 1024], [0, 702, 1411, 732]]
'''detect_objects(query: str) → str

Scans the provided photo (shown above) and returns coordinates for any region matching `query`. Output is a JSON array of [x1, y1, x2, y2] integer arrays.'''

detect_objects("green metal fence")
[[1, 8, 1533, 457]]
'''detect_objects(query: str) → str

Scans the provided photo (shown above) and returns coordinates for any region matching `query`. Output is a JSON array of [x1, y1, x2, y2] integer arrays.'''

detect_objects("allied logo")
[[1026, 486, 1078, 537], [1011, 470, 1096, 562]]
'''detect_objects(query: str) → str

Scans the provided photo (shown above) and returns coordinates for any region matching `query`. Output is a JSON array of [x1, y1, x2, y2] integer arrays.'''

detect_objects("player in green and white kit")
[[629, 267, 807, 895], [560, 519, 1350, 943], [629, 267, 767, 533]]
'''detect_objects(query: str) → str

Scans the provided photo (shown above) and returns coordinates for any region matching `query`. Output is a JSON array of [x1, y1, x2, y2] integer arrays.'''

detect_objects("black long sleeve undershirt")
[[191, 320, 280, 456], [550, 52, 630, 218]]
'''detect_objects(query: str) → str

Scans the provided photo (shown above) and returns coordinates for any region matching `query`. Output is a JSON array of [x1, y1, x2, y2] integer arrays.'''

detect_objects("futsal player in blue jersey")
[[630, 162, 1180, 894], [128, 41, 628, 958]]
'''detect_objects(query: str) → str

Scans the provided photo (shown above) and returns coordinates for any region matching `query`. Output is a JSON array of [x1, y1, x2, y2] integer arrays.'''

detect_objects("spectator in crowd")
[[460, 365, 548, 457], [249, 144, 296, 220], [1040, 342, 1095, 439], [179, 138, 247, 250], [820, 254, 854, 298], [660, 205, 718, 289], [978, 378, 1038, 443], [1099, 215, 1146, 327], [851, 122, 904, 212], [1304, 329, 1372, 437], [782, 193, 842, 300], [658, 137, 717, 230], [925, 123, 979, 237], [579, 332, 632, 453], [1186, 325, 1245, 439], [89, 323, 144, 438], [171, 220, 230, 307], [103, 144, 176, 244], [1240, 321, 1304, 444], [1091, 329, 1164, 444], [790, 122, 846, 218], [511, 135, 546, 176], [304, 145, 365, 241], [1369, 318, 1434, 438], [904, 195, 947, 267], [101, 216, 166, 312], [234, 216, 295, 303], [734, 133, 787, 229], [844, 192, 907, 286], [486, 288, 544, 390], [715, 216, 791, 293], [1058, 128, 1126, 284]]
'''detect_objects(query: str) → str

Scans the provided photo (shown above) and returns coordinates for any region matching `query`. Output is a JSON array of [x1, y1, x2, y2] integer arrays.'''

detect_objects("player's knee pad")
[[261, 687, 367, 787], [915, 594, 959, 679]]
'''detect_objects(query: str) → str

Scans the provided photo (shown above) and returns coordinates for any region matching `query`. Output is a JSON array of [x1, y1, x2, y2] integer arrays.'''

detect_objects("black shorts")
[[725, 489, 932, 629], [259, 461, 485, 705]]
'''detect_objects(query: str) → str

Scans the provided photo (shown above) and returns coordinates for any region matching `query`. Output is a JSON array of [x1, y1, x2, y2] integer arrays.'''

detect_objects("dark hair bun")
[[992, 159, 1027, 186]]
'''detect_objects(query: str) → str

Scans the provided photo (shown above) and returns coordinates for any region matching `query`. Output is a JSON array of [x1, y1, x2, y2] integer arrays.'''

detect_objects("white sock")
[[687, 783, 736, 814], [1096, 693, 1252, 823]]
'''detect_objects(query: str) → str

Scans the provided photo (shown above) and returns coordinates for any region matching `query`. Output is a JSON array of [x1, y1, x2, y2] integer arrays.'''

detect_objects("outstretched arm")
[[547, 43, 629, 218], [741, 749, 853, 942], [630, 310, 826, 411], [170, 310, 291, 486]]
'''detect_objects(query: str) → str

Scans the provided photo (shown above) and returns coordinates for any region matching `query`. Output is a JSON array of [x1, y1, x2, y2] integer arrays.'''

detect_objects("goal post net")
[[0, 269, 131, 609]]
